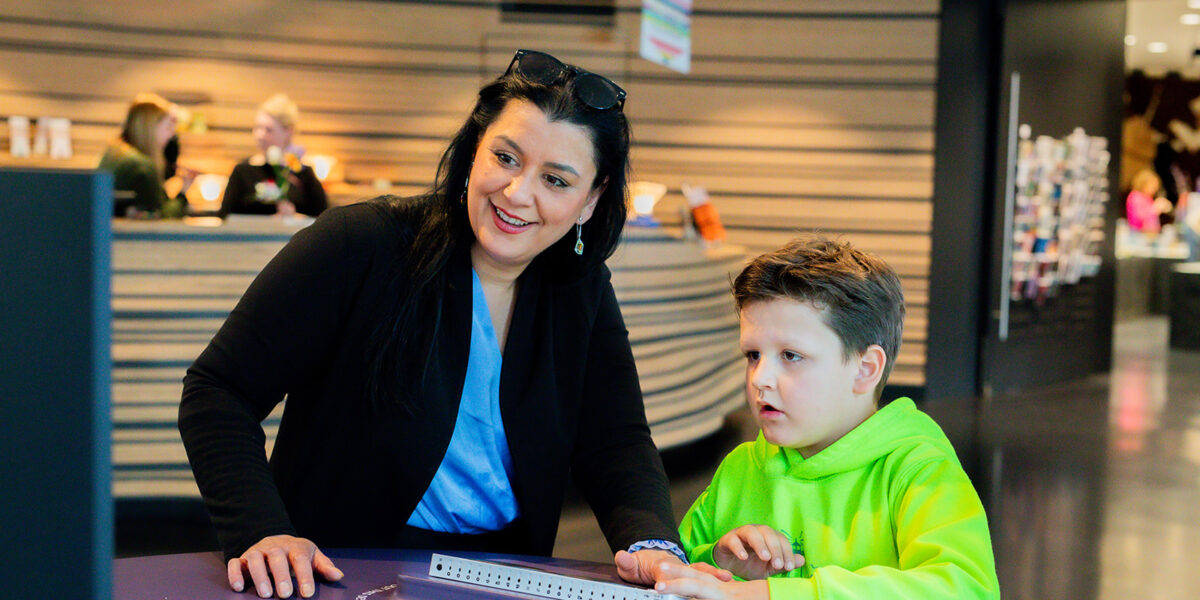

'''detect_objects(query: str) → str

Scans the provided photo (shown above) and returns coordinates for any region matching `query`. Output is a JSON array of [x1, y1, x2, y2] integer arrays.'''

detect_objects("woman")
[[1126, 168, 1173, 234], [99, 94, 192, 218], [220, 93, 328, 219], [180, 50, 718, 599]]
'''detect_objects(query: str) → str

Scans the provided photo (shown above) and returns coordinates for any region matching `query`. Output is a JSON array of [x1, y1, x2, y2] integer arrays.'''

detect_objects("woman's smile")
[[491, 203, 536, 232]]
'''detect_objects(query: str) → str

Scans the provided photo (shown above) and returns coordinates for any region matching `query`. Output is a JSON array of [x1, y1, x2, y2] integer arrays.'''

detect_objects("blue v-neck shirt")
[[406, 269, 520, 533]]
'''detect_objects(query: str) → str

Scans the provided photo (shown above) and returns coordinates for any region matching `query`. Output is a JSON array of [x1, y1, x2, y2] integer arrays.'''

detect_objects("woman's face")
[[253, 112, 292, 154], [466, 99, 604, 275], [154, 114, 177, 150]]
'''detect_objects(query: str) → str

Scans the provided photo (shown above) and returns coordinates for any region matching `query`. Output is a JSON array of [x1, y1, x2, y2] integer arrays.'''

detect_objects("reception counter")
[[111, 216, 746, 500]]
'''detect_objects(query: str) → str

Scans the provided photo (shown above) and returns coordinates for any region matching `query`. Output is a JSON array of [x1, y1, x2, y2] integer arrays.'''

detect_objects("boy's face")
[[738, 298, 877, 458]]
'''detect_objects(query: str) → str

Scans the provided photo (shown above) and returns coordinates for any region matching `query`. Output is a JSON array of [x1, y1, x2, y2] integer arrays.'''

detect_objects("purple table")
[[114, 548, 639, 599]]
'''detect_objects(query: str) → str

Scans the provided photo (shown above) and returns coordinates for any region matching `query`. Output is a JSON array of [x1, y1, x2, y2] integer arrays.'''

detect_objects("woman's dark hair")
[[365, 64, 632, 414]]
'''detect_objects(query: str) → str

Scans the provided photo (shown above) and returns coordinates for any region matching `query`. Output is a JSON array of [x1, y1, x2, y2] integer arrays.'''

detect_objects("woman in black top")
[[219, 93, 328, 218], [180, 50, 728, 599]]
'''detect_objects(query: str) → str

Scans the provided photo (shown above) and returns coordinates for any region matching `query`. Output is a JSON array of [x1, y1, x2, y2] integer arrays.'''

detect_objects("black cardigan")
[[179, 200, 680, 560]]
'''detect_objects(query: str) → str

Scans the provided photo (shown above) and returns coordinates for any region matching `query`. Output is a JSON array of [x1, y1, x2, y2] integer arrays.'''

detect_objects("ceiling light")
[[1148, 42, 1169, 53], [1126, 35, 1137, 46], [1184, 14, 1200, 25], [1190, 0, 1200, 9]]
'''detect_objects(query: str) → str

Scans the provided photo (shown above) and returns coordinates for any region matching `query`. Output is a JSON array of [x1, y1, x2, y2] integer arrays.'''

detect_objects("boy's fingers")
[[725, 533, 750, 561], [742, 527, 772, 562], [690, 562, 735, 582], [773, 530, 796, 571], [654, 569, 723, 600], [758, 527, 786, 570]]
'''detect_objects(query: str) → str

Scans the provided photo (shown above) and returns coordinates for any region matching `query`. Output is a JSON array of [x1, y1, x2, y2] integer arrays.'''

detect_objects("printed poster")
[[640, 0, 692, 74]]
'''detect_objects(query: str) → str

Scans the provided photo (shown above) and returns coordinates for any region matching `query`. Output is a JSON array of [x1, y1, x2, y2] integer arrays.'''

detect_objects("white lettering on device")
[[355, 582, 397, 600]]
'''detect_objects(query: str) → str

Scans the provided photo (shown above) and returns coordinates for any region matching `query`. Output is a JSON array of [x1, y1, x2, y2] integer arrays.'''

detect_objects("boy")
[[656, 236, 1000, 599]]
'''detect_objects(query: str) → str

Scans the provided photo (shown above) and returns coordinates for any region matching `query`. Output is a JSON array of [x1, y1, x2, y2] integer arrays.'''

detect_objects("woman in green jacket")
[[99, 94, 192, 217]]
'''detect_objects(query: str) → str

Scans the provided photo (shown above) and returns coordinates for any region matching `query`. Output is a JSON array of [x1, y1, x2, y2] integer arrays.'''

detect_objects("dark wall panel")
[[930, 0, 1125, 399], [981, 0, 1124, 395], [927, 0, 999, 400], [0, 168, 112, 598]]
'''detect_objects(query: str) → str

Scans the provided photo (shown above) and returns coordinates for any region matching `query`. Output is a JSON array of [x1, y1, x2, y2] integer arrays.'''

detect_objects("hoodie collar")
[[755, 398, 923, 478]]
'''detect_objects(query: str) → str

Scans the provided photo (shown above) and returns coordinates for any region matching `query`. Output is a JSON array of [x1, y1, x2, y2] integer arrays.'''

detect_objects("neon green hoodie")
[[679, 398, 1000, 599]]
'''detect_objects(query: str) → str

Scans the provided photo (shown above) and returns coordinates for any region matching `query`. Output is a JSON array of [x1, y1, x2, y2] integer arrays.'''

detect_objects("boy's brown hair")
[[732, 234, 906, 397]]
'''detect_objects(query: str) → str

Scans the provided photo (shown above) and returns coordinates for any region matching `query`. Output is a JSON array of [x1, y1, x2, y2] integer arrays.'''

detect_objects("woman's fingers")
[[264, 547, 294, 597], [231, 536, 340, 598], [228, 557, 246, 592], [288, 548, 316, 598], [243, 550, 274, 598], [313, 548, 344, 582]]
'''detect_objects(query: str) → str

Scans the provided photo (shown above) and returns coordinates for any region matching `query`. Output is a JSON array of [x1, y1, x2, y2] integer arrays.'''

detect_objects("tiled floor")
[[555, 316, 1200, 599]]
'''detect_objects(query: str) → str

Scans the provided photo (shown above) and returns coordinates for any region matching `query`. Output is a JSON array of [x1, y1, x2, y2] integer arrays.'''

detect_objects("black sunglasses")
[[505, 49, 627, 111]]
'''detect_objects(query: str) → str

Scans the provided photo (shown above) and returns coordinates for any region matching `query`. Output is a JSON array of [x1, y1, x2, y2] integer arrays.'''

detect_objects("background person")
[[1126, 168, 1174, 234], [98, 93, 193, 218], [180, 50, 719, 599], [220, 93, 328, 218]]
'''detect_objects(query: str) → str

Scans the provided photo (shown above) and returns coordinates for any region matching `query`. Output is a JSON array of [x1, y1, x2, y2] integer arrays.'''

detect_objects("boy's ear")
[[852, 345, 887, 395]]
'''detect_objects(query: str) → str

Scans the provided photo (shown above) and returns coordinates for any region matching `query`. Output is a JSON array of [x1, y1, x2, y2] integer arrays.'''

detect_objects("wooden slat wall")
[[0, 0, 937, 387]]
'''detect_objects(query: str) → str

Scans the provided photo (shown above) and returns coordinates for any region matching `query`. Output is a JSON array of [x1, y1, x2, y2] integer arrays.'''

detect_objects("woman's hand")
[[654, 563, 768, 600], [275, 200, 298, 217], [175, 165, 198, 194], [614, 550, 732, 587], [712, 524, 803, 580], [227, 534, 343, 598], [1153, 196, 1175, 216]]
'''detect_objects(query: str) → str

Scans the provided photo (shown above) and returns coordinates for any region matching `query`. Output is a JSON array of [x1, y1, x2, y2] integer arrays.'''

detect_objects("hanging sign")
[[640, 0, 692, 74]]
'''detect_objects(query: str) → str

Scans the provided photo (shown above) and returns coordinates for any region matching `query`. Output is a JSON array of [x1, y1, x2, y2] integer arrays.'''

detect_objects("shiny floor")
[[554, 316, 1200, 599]]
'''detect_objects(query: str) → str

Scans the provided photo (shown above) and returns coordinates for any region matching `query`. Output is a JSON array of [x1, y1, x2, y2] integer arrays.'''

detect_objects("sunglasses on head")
[[505, 49, 627, 112]]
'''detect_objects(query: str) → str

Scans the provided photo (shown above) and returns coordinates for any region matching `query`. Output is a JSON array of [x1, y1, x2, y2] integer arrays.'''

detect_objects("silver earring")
[[460, 176, 469, 204], [574, 218, 584, 255]]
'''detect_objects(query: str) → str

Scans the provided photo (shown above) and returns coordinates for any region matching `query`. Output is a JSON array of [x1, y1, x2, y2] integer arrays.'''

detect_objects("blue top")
[[403, 271, 688, 563], [406, 269, 520, 533]]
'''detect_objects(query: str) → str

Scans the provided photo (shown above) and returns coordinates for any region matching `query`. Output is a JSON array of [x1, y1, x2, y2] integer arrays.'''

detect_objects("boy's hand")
[[713, 524, 803, 580], [655, 562, 768, 600]]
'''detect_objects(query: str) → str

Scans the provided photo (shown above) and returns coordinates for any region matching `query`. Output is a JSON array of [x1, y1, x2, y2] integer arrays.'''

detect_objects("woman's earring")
[[574, 217, 584, 255], [460, 176, 469, 204]]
